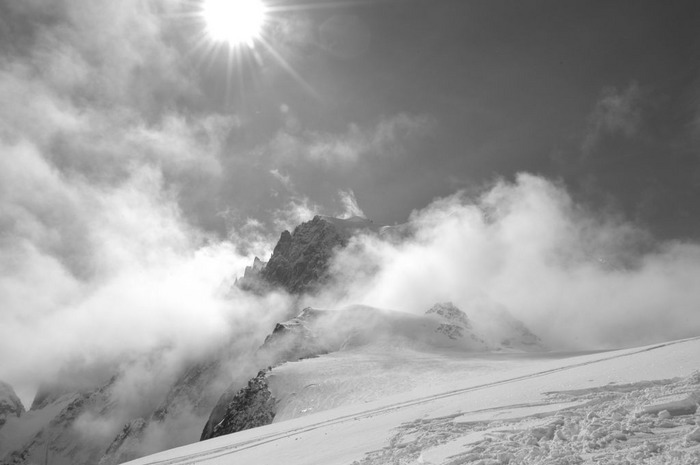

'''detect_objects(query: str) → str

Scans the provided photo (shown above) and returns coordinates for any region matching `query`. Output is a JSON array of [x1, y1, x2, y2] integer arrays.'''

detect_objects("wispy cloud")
[[337, 189, 365, 218], [582, 82, 647, 154], [268, 113, 435, 169]]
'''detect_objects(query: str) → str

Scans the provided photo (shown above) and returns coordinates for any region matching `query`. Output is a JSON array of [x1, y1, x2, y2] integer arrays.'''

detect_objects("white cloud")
[[269, 168, 295, 192], [337, 189, 365, 219], [318, 174, 700, 350], [268, 113, 435, 169], [272, 196, 320, 233], [0, 0, 286, 410]]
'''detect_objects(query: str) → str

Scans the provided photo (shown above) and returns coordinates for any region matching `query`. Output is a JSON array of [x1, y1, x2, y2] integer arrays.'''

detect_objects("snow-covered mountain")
[[0, 214, 546, 465], [201, 302, 544, 441], [123, 336, 700, 465]]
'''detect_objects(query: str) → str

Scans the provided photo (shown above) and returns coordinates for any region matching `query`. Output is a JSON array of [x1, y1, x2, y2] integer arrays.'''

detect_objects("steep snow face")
[[0, 382, 25, 429]]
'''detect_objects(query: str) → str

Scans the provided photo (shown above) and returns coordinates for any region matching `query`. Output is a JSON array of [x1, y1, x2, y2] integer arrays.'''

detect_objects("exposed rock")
[[426, 302, 473, 329], [98, 418, 148, 465], [258, 307, 335, 364], [239, 215, 379, 295], [202, 370, 275, 441], [426, 302, 490, 346], [260, 216, 352, 294], [0, 381, 25, 429], [236, 256, 268, 293]]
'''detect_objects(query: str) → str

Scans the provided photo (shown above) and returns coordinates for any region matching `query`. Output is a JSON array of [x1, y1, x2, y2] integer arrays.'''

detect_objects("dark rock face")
[[201, 370, 275, 441], [238, 215, 381, 295], [260, 216, 350, 294], [0, 382, 25, 429], [236, 256, 268, 293]]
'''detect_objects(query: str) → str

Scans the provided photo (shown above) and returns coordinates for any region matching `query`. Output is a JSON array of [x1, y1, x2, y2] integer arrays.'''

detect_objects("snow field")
[[123, 337, 700, 465]]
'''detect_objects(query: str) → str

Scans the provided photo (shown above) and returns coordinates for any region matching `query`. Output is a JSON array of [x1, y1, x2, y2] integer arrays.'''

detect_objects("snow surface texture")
[[123, 337, 700, 465]]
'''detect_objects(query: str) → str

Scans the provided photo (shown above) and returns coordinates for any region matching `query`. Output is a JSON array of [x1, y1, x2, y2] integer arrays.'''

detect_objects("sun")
[[201, 0, 268, 47]]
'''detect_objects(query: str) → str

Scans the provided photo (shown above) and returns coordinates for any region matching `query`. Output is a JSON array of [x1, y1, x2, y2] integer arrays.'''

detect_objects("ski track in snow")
[[125, 337, 700, 465]]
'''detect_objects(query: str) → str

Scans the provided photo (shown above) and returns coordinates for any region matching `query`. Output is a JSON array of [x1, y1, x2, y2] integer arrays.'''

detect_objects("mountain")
[[0, 354, 243, 465], [123, 337, 700, 465], [201, 302, 543, 440], [0, 382, 24, 431], [238, 215, 379, 294], [1, 377, 117, 465], [97, 359, 231, 465], [0, 214, 544, 464]]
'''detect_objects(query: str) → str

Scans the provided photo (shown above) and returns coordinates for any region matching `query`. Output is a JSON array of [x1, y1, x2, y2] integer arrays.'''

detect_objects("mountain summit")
[[239, 215, 378, 294]]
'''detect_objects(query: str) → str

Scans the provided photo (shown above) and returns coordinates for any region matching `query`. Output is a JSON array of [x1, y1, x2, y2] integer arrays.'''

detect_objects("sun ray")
[[201, 0, 268, 47], [177, 0, 369, 109]]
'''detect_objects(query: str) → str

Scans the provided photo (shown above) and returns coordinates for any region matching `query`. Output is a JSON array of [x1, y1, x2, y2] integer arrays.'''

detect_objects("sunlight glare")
[[202, 0, 267, 47]]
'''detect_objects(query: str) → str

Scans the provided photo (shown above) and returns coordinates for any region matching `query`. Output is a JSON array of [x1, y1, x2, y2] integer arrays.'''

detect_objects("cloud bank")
[[0, 0, 289, 408], [318, 174, 700, 350]]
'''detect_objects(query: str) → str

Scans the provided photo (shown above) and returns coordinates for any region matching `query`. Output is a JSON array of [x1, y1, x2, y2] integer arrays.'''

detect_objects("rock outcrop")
[[201, 370, 275, 441], [240, 215, 378, 295], [0, 382, 24, 430], [426, 302, 488, 348]]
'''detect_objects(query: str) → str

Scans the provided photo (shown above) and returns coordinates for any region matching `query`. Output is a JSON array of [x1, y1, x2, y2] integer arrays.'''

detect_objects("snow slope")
[[124, 337, 700, 465]]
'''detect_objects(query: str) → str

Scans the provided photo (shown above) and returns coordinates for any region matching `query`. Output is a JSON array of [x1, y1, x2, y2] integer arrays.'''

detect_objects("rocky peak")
[[247, 215, 374, 295], [0, 381, 25, 429], [426, 302, 473, 329], [426, 302, 488, 347], [260, 216, 348, 294]]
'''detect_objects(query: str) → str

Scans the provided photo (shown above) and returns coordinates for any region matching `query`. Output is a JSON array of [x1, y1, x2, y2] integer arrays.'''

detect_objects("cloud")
[[271, 196, 320, 234], [316, 174, 700, 350], [582, 82, 647, 154], [337, 189, 365, 219], [268, 113, 435, 169], [0, 0, 290, 412], [269, 168, 295, 192]]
